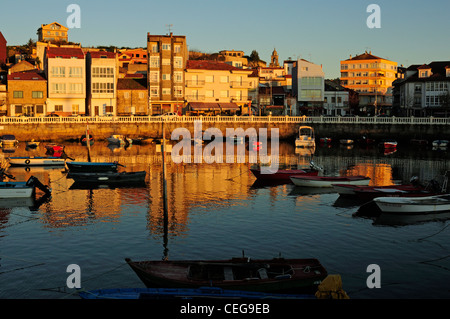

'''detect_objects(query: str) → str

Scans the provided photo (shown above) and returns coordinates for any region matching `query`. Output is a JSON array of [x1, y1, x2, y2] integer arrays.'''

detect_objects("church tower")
[[269, 48, 279, 67]]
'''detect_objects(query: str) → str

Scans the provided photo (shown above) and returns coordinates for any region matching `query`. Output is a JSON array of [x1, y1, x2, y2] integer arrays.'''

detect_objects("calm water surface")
[[0, 140, 449, 299]]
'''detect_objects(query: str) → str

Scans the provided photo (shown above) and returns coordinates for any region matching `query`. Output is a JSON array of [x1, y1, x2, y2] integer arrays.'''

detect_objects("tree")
[[248, 50, 261, 68]]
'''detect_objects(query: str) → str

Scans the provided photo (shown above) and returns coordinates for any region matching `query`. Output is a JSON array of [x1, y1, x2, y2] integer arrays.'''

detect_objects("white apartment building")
[[44, 47, 86, 115], [292, 59, 325, 115], [86, 51, 117, 116]]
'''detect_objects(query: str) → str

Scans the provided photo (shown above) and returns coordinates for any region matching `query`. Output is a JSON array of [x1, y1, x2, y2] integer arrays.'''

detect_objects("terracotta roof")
[[117, 78, 147, 90], [8, 70, 46, 81], [88, 51, 116, 59], [186, 60, 250, 72], [345, 52, 383, 61], [46, 47, 85, 59], [417, 64, 431, 69]]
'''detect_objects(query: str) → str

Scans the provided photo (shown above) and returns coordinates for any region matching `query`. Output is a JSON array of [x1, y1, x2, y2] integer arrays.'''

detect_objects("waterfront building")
[[116, 78, 148, 115], [147, 32, 188, 115], [218, 50, 247, 68], [184, 60, 254, 115], [0, 31, 6, 65], [0, 79, 7, 116], [393, 61, 450, 117], [324, 80, 350, 116], [340, 51, 398, 115], [86, 51, 118, 116], [7, 70, 47, 116], [292, 59, 325, 116], [44, 47, 86, 116], [37, 22, 69, 43]]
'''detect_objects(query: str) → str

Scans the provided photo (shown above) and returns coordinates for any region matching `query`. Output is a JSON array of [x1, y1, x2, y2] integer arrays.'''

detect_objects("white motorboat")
[[8, 156, 66, 166], [295, 126, 315, 148], [373, 194, 450, 214], [432, 140, 449, 148], [290, 175, 370, 188], [0, 176, 51, 198]]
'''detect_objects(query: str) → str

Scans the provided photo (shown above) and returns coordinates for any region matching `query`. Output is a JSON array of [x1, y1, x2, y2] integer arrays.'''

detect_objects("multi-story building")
[[37, 22, 69, 43], [44, 47, 86, 115], [7, 70, 47, 116], [340, 51, 398, 114], [219, 50, 247, 68], [147, 32, 188, 115], [0, 31, 6, 65], [0, 78, 7, 116], [292, 59, 325, 115], [116, 78, 148, 115], [394, 61, 450, 117], [86, 51, 117, 116], [324, 80, 350, 116], [184, 60, 254, 115]]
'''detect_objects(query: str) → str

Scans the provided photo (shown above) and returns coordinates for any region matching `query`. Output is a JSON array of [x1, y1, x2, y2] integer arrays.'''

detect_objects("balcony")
[[230, 81, 250, 88], [185, 80, 205, 87]]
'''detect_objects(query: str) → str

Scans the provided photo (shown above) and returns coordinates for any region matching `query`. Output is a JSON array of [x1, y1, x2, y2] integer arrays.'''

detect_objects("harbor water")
[[0, 139, 449, 299]]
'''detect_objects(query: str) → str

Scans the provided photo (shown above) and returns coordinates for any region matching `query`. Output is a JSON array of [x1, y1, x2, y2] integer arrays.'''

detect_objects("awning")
[[189, 102, 220, 111], [219, 103, 239, 110]]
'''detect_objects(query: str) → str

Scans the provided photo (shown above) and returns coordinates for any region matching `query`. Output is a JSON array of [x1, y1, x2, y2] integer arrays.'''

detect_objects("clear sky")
[[1, 0, 449, 78]]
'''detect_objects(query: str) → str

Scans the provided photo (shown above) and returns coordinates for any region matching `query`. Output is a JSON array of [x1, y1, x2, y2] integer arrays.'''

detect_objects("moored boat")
[[1, 134, 19, 145], [290, 175, 370, 188], [432, 139, 449, 147], [0, 175, 51, 198], [66, 161, 120, 172], [8, 156, 66, 166], [26, 140, 40, 148], [373, 194, 450, 214], [339, 139, 354, 145], [67, 171, 146, 184], [332, 183, 424, 197], [295, 126, 315, 148], [380, 139, 397, 148], [125, 256, 327, 293], [319, 137, 332, 144], [79, 286, 315, 300], [250, 166, 319, 182], [107, 134, 132, 146], [80, 134, 94, 146]]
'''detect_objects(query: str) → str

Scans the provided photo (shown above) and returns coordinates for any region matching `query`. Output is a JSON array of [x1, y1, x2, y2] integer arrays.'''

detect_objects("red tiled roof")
[[88, 51, 116, 59], [47, 47, 85, 59], [186, 60, 250, 72], [345, 52, 383, 61], [417, 64, 431, 69], [8, 70, 46, 81]]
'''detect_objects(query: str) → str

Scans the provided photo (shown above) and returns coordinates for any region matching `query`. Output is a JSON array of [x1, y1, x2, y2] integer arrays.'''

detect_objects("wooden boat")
[[0, 176, 51, 198], [45, 144, 65, 157], [67, 171, 146, 184], [66, 161, 120, 172], [380, 139, 397, 148], [290, 175, 370, 188], [1, 134, 19, 145], [80, 134, 94, 146], [332, 183, 423, 197], [8, 156, 66, 166], [295, 126, 315, 148], [250, 167, 319, 181], [339, 139, 354, 145], [79, 286, 315, 300], [373, 194, 450, 214], [125, 256, 327, 293], [432, 140, 449, 147], [107, 134, 132, 146]]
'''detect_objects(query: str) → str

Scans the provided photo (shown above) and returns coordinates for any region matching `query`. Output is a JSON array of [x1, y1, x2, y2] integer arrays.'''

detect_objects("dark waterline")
[[0, 140, 449, 299]]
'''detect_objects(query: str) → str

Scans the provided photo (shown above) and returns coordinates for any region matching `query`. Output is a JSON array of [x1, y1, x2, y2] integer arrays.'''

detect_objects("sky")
[[1, 0, 449, 78]]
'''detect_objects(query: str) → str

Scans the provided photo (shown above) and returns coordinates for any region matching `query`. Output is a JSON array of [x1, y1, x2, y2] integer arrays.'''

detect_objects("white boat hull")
[[295, 138, 315, 148], [374, 195, 450, 214], [0, 184, 34, 198], [291, 177, 370, 188], [8, 157, 66, 166]]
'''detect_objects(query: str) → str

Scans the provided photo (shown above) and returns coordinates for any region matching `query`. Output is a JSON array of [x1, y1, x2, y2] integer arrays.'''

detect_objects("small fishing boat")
[[1, 134, 19, 146], [373, 194, 450, 214], [67, 171, 146, 184], [332, 180, 424, 197], [45, 144, 65, 156], [380, 139, 397, 148], [8, 156, 66, 166], [125, 255, 327, 293], [0, 175, 51, 198], [250, 167, 319, 181], [295, 126, 315, 148], [78, 286, 315, 300], [80, 134, 94, 146], [107, 134, 132, 146], [319, 137, 332, 144], [339, 139, 354, 145], [432, 140, 449, 148], [66, 161, 120, 173], [290, 175, 370, 188]]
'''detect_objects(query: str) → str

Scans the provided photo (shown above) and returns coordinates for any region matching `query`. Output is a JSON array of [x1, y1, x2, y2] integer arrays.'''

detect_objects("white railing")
[[0, 115, 449, 125]]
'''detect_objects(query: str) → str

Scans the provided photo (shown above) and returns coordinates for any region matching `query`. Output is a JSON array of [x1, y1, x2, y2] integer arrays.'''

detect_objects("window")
[[32, 91, 43, 98], [300, 89, 322, 99], [72, 104, 79, 114], [36, 105, 44, 113], [162, 74, 171, 81], [300, 77, 322, 86], [51, 67, 65, 77], [174, 57, 183, 68], [205, 75, 214, 83], [338, 97, 342, 103], [69, 83, 83, 94], [55, 105, 63, 112], [92, 67, 114, 78], [220, 90, 229, 97], [220, 76, 229, 83], [69, 67, 82, 77], [162, 44, 171, 50], [150, 86, 159, 97], [92, 82, 114, 93], [174, 86, 183, 97], [174, 45, 181, 53], [174, 71, 183, 83], [124, 92, 130, 99], [139, 92, 145, 99], [13, 91, 23, 98], [51, 83, 66, 94], [162, 88, 171, 95], [14, 105, 22, 113], [150, 56, 160, 68], [150, 71, 159, 82], [151, 43, 159, 53]]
